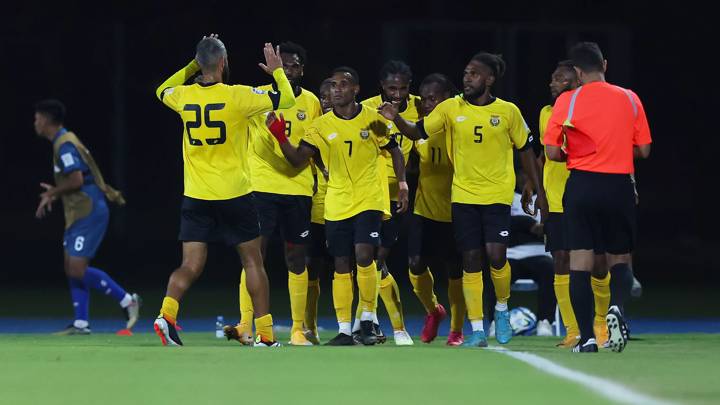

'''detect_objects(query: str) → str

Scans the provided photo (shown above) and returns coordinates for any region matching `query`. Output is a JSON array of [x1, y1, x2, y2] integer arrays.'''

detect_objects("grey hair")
[[195, 38, 227, 70]]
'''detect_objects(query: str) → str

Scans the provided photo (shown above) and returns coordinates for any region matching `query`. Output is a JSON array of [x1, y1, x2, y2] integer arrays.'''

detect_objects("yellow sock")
[[254, 314, 274, 342], [239, 270, 253, 327], [591, 273, 611, 324], [356, 262, 378, 313], [462, 271, 484, 322], [554, 274, 579, 337], [288, 269, 308, 334], [448, 278, 466, 333], [490, 260, 512, 305], [305, 279, 320, 332], [160, 296, 179, 324], [332, 272, 353, 323], [379, 273, 405, 331], [409, 268, 438, 313]]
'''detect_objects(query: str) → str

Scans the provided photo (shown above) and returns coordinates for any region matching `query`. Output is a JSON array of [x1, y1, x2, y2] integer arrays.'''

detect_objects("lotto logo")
[[370, 232, 379, 238], [499, 230, 509, 237], [300, 230, 309, 238]]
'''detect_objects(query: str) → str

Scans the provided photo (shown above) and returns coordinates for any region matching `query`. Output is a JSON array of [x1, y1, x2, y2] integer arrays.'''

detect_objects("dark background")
[[1, 1, 714, 293]]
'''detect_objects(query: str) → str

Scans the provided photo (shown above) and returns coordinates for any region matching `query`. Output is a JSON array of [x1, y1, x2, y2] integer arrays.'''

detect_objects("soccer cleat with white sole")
[[572, 338, 598, 353], [254, 335, 281, 347], [53, 324, 91, 335], [154, 316, 183, 346], [223, 324, 253, 345], [289, 330, 313, 346], [536, 319, 553, 336], [123, 293, 142, 330], [393, 330, 414, 346], [606, 305, 629, 353]]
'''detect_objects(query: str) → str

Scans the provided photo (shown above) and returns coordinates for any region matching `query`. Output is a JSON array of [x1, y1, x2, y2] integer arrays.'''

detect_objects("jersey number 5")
[[183, 103, 227, 146], [474, 126, 483, 143]]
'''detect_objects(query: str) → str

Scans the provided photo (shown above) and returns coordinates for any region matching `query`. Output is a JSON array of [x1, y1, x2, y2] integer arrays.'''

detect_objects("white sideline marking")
[[488, 346, 676, 405]]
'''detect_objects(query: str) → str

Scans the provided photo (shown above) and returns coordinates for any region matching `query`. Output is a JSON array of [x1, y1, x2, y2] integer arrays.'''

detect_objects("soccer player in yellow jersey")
[[153, 35, 295, 347], [357, 60, 419, 345], [536, 60, 582, 348], [229, 42, 321, 346], [406, 74, 467, 346], [303, 78, 333, 344], [265, 67, 409, 346], [380, 52, 548, 347]]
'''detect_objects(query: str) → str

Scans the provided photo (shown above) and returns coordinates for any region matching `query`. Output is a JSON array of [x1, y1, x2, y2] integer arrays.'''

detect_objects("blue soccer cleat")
[[462, 330, 488, 347], [495, 309, 513, 344]]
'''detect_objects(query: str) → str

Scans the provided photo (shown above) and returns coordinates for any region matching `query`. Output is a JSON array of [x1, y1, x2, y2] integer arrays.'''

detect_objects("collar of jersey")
[[52, 127, 68, 144], [197, 81, 220, 87], [332, 103, 363, 120]]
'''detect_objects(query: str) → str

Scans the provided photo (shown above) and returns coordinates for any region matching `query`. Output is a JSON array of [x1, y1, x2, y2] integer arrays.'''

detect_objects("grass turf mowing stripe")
[[488, 345, 676, 405]]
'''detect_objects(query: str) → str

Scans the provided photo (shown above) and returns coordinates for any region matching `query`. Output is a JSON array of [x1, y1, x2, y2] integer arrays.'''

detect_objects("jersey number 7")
[[183, 103, 227, 146]]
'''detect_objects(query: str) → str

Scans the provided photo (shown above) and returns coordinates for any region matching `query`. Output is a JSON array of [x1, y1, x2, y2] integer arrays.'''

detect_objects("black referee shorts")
[[451, 203, 511, 251], [563, 170, 636, 254], [544, 212, 569, 252], [179, 194, 260, 246], [408, 213, 457, 259], [253, 191, 312, 245], [325, 210, 382, 257]]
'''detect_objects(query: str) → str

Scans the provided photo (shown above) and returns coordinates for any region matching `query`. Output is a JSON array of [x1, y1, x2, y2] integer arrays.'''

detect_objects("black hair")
[[331, 66, 360, 85], [569, 42, 604, 73], [34, 99, 66, 124], [279, 41, 307, 65], [419, 73, 459, 96], [379, 60, 412, 82], [470, 52, 506, 79]]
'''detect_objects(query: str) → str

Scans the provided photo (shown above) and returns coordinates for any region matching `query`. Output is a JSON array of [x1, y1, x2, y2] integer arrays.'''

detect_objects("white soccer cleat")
[[536, 319, 554, 336], [124, 293, 142, 330], [488, 321, 496, 338], [393, 330, 414, 346]]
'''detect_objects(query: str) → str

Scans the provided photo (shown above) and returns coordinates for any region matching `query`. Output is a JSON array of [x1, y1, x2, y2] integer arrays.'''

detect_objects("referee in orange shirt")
[[544, 42, 652, 353]]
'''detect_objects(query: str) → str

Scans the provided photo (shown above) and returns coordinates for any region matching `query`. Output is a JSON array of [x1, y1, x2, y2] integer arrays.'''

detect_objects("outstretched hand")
[[258, 43, 283, 75], [35, 182, 56, 219], [377, 101, 399, 121]]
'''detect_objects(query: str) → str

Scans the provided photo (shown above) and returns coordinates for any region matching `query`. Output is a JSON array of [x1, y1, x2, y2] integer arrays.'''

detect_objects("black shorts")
[[380, 201, 402, 248], [253, 191, 312, 245], [308, 222, 329, 258], [451, 203, 511, 251], [563, 170, 636, 254], [325, 210, 382, 257], [179, 194, 260, 246], [544, 212, 568, 252], [407, 214, 457, 259]]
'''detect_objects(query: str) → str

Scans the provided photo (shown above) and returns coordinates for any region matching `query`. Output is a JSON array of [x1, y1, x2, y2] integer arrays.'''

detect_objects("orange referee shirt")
[[544, 81, 651, 174]]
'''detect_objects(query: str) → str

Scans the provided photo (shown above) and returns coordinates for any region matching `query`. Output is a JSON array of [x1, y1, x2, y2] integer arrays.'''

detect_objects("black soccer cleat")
[[606, 305, 629, 353], [360, 320, 378, 346], [373, 323, 387, 344], [572, 338, 598, 353], [325, 333, 357, 346]]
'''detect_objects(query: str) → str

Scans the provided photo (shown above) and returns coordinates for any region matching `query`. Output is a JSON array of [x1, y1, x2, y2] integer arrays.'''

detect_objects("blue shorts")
[[63, 206, 109, 258]]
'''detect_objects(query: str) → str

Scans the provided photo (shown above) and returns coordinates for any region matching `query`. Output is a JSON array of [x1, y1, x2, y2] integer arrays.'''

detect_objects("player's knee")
[[65, 266, 85, 280], [355, 251, 374, 267], [408, 256, 423, 274]]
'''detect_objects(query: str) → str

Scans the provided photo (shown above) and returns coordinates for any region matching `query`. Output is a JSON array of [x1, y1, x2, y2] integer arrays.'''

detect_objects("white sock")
[[361, 311, 374, 322], [470, 320, 484, 332], [73, 319, 89, 329], [352, 318, 361, 332], [339, 322, 351, 336], [119, 293, 133, 308], [372, 312, 379, 324], [495, 302, 508, 312]]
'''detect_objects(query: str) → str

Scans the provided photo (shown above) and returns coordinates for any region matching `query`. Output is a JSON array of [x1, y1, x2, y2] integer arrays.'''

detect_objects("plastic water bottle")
[[215, 315, 224, 338]]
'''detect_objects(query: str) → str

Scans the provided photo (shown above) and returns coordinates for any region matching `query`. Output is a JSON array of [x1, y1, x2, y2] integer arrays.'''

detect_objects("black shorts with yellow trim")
[[325, 210, 382, 257], [380, 200, 402, 248], [253, 191, 312, 245], [407, 213, 457, 259], [563, 170, 636, 254], [451, 203, 511, 251], [179, 194, 260, 246]]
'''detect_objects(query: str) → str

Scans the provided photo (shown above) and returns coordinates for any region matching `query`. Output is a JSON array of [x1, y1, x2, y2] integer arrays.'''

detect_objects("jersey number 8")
[[183, 103, 227, 146]]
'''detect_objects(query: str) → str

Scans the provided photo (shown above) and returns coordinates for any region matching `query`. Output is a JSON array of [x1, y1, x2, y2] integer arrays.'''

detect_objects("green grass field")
[[1, 332, 718, 405]]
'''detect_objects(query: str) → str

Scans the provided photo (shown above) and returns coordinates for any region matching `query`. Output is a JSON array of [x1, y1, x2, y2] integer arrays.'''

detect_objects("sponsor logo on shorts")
[[370, 232, 379, 238], [499, 230, 509, 237], [490, 115, 501, 127], [300, 230, 309, 238]]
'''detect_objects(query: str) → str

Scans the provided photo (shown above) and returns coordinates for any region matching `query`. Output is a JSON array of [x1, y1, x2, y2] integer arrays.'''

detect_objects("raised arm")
[[266, 112, 315, 167], [387, 144, 409, 213], [258, 43, 296, 110], [156, 59, 200, 101]]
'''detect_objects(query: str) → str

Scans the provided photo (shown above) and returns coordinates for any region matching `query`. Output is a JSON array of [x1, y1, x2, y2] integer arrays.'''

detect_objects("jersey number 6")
[[183, 103, 227, 146]]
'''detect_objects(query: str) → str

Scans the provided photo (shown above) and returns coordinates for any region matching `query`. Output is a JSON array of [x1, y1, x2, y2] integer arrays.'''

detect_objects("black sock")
[[610, 263, 633, 314], [570, 271, 594, 344]]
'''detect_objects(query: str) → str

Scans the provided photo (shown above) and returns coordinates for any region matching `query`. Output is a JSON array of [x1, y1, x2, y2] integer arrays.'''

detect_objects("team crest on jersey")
[[490, 115, 501, 127], [296, 110, 306, 121], [360, 130, 370, 140]]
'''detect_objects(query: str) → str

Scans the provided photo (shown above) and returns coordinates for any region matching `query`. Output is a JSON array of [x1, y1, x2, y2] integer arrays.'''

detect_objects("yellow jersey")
[[362, 95, 421, 201], [161, 82, 278, 200], [249, 86, 322, 196], [303, 105, 393, 221], [422, 96, 530, 206], [539, 105, 570, 213], [413, 132, 453, 222]]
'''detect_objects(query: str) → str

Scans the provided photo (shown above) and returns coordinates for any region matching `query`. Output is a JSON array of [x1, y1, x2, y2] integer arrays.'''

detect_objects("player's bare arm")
[[266, 112, 315, 168], [388, 145, 409, 213], [634, 144, 651, 159], [377, 102, 423, 140], [35, 171, 83, 219]]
